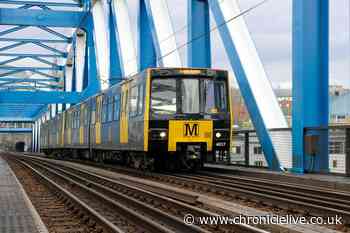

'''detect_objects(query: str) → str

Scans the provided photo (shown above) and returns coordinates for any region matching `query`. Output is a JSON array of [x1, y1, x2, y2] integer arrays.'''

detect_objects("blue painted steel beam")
[[0, 66, 64, 71], [138, 0, 156, 71], [0, 1, 81, 7], [0, 55, 60, 68], [208, 0, 281, 170], [188, 0, 211, 67], [0, 78, 59, 82], [292, 0, 329, 173], [0, 91, 82, 104], [0, 117, 33, 122], [38, 26, 71, 40], [0, 128, 32, 133], [0, 8, 86, 27], [30, 57, 59, 67], [33, 106, 48, 119], [0, 41, 28, 52], [0, 70, 23, 77], [18, 4, 51, 10], [0, 38, 70, 43], [0, 79, 59, 87], [0, 56, 26, 66], [0, 85, 61, 90], [108, 0, 123, 85], [31, 70, 61, 79], [0, 53, 67, 58], [31, 41, 66, 55], [0, 81, 62, 88], [0, 26, 28, 37], [71, 36, 77, 92], [81, 14, 100, 97]]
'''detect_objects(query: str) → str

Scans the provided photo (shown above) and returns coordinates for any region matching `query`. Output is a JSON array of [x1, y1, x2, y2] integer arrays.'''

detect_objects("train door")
[[95, 95, 102, 145], [61, 112, 65, 147], [120, 83, 129, 144], [80, 104, 85, 145]]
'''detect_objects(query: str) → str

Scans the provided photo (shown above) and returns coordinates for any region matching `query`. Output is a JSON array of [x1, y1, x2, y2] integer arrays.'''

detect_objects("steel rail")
[[22, 155, 267, 233], [20, 157, 210, 233]]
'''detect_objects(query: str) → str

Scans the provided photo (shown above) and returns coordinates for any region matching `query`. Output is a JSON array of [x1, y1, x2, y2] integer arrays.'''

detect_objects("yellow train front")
[[148, 68, 231, 170], [40, 68, 231, 171]]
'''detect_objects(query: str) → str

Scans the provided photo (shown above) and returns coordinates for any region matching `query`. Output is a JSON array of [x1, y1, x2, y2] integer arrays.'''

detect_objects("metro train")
[[40, 68, 232, 171]]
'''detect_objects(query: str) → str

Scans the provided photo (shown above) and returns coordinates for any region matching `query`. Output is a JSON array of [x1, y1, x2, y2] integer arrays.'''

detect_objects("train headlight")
[[215, 132, 222, 138], [150, 129, 168, 140], [160, 131, 167, 138]]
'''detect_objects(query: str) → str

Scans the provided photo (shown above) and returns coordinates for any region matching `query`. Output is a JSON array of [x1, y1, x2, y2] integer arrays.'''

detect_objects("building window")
[[255, 161, 263, 167], [329, 142, 344, 154], [233, 146, 241, 154], [332, 160, 337, 168], [254, 146, 262, 155]]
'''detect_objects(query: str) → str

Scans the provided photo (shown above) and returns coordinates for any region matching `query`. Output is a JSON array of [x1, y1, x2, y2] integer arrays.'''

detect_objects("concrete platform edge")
[[8, 160, 49, 233]]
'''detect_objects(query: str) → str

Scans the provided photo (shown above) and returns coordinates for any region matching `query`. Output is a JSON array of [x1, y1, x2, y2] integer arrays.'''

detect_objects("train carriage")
[[40, 68, 232, 171]]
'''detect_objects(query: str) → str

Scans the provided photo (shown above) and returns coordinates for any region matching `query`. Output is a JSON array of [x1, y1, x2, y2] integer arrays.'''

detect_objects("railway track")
[[14, 155, 266, 233], [163, 172, 350, 223], [4, 154, 120, 233], [56, 158, 350, 224]]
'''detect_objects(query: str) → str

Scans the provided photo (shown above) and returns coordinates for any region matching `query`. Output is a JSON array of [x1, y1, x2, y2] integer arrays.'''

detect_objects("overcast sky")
[[0, 0, 349, 89], [159, 0, 350, 89]]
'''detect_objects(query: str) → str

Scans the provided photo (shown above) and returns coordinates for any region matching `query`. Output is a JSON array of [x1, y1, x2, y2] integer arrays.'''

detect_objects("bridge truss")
[[0, 0, 329, 173]]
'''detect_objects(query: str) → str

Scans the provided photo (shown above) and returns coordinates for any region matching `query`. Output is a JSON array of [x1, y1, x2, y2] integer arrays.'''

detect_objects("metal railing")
[[225, 126, 350, 175]]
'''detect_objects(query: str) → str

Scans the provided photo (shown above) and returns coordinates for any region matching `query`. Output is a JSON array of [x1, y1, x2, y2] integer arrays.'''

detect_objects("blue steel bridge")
[[0, 0, 330, 174]]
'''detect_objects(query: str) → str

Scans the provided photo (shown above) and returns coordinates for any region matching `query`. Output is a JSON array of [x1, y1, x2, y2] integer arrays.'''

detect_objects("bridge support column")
[[208, 0, 287, 171], [139, 0, 157, 70], [292, 0, 329, 173], [108, 0, 123, 85], [188, 0, 211, 68]]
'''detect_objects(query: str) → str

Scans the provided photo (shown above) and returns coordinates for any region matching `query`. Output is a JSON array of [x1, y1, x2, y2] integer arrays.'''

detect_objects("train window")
[[74, 112, 77, 128], [91, 101, 96, 124], [151, 79, 177, 115], [129, 86, 138, 117], [73, 112, 76, 128], [71, 112, 74, 129], [65, 114, 68, 129], [181, 79, 200, 113], [108, 97, 113, 122], [102, 99, 107, 123], [84, 107, 89, 125], [113, 95, 120, 121], [138, 84, 144, 115], [76, 111, 79, 128], [202, 80, 227, 113], [96, 98, 101, 123], [76, 112, 78, 128], [77, 111, 80, 128]]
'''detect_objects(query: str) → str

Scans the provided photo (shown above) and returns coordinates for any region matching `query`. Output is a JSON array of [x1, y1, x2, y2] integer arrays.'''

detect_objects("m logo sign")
[[184, 123, 199, 137]]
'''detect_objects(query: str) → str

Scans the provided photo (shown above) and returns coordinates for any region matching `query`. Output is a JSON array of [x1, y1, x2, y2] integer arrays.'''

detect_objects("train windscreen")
[[151, 78, 227, 117]]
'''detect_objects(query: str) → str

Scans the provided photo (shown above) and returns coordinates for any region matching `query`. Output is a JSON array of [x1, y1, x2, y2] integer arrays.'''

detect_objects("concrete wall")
[[0, 133, 32, 151]]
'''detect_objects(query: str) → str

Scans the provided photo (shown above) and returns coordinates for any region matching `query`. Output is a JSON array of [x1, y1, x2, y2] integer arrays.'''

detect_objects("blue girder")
[[0, 38, 70, 43], [0, 91, 82, 104], [0, 53, 67, 58], [0, 128, 32, 133], [0, 1, 81, 7], [292, 0, 329, 173], [0, 8, 86, 27]]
